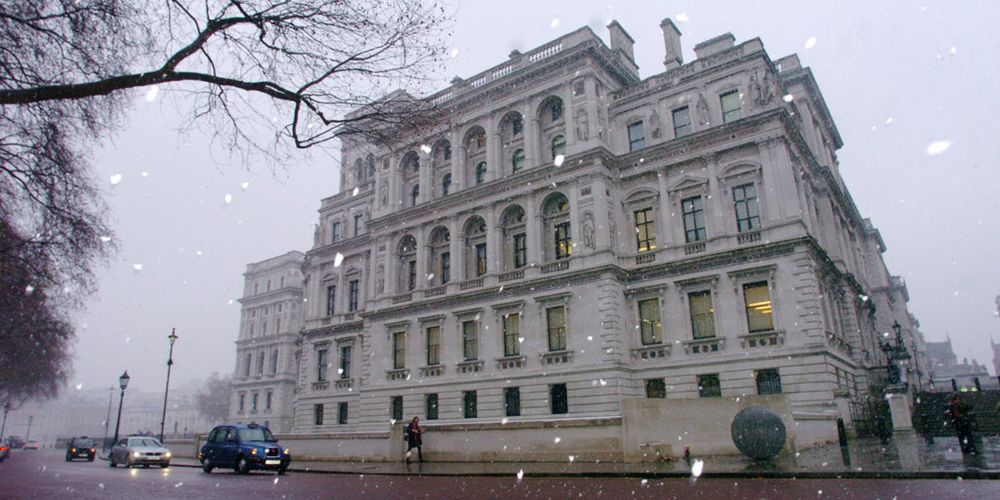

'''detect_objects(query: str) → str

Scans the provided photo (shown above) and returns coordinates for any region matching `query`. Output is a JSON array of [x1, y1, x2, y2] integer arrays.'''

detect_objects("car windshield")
[[74, 439, 95, 447], [130, 438, 161, 447], [237, 428, 274, 442]]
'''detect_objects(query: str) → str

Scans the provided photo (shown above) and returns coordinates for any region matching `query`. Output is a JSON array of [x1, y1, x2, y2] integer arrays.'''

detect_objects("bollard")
[[951, 379, 958, 392], [974, 377, 982, 392], [836, 418, 848, 447]]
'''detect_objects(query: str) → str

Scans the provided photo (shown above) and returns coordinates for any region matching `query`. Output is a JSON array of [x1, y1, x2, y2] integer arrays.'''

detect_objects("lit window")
[[634, 207, 656, 252], [733, 183, 760, 233], [698, 374, 721, 397], [392, 332, 406, 369], [688, 291, 715, 339], [503, 313, 520, 357], [426, 326, 440, 365], [554, 222, 572, 260], [721, 91, 742, 123], [743, 281, 774, 332], [546, 306, 566, 351], [627, 121, 645, 151], [672, 106, 692, 137], [638, 298, 662, 345], [475, 242, 487, 276], [682, 196, 706, 243]]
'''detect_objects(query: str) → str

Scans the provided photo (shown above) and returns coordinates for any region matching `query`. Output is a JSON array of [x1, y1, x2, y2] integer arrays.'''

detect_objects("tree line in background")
[[0, 0, 450, 408]]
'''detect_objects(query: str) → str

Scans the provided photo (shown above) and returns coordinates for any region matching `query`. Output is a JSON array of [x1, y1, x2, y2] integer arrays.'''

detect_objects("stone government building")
[[229, 19, 929, 461]]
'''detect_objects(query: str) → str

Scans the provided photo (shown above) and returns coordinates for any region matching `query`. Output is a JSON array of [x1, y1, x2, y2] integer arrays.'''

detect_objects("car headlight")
[[71, 448, 76, 453], [165, 451, 171, 458], [284, 448, 290, 455], [133, 451, 141, 458]]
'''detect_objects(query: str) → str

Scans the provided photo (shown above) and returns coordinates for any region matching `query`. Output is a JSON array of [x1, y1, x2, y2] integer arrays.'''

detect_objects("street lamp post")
[[1, 403, 10, 439], [159, 329, 178, 443], [110, 371, 130, 450], [880, 321, 911, 387], [101, 386, 114, 451], [25, 415, 33, 442]]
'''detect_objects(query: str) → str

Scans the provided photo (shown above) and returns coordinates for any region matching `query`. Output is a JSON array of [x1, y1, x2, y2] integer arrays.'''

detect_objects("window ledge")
[[456, 359, 484, 374], [683, 337, 725, 354], [335, 378, 353, 390], [739, 330, 785, 349], [825, 331, 852, 356], [392, 293, 413, 304], [499, 269, 524, 282], [459, 278, 484, 290], [496, 355, 526, 370], [541, 259, 571, 274], [386, 368, 410, 381], [683, 242, 706, 255], [737, 229, 762, 245], [419, 365, 444, 377], [635, 252, 656, 265], [540, 350, 574, 365], [631, 343, 671, 361], [311, 381, 329, 391], [425, 285, 448, 297]]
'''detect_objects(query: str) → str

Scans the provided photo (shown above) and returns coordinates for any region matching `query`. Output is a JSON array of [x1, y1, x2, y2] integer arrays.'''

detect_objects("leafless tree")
[[0, 0, 450, 403], [195, 372, 233, 422]]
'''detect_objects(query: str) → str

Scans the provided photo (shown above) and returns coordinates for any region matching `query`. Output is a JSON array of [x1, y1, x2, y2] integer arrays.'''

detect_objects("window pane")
[[698, 374, 721, 398], [314, 404, 324, 425], [348, 280, 359, 311], [505, 387, 521, 417], [463, 321, 478, 361], [673, 107, 692, 137], [689, 291, 715, 339], [638, 298, 662, 345], [475, 242, 487, 276], [326, 285, 336, 316], [503, 314, 520, 357], [682, 196, 706, 242], [476, 162, 487, 184], [547, 307, 566, 351], [340, 345, 351, 379], [645, 379, 666, 398], [338, 402, 348, 424], [551, 135, 566, 159], [554, 222, 572, 259], [634, 208, 657, 252], [512, 149, 525, 172], [744, 281, 774, 332], [733, 183, 761, 233], [721, 91, 742, 123], [464, 391, 477, 418], [756, 369, 782, 395], [393, 332, 406, 369], [441, 252, 450, 283], [426, 393, 439, 420], [551, 384, 568, 414], [391, 396, 403, 421], [628, 121, 646, 151], [513, 234, 527, 268], [316, 349, 328, 381], [426, 326, 440, 365]]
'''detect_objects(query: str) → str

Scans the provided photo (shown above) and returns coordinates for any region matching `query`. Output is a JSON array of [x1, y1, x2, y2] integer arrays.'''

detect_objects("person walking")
[[404, 416, 424, 463]]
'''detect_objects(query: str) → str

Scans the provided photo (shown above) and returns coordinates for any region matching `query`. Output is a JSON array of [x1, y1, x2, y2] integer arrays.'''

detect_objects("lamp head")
[[119, 371, 130, 390]]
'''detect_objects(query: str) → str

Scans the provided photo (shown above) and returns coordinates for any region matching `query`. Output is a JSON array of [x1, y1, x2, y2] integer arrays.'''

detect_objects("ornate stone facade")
[[232, 19, 925, 460]]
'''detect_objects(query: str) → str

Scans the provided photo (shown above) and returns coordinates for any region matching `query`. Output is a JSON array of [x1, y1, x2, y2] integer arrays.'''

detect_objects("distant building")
[[231, 18, 925, 460], [926, 337, 991, 391]]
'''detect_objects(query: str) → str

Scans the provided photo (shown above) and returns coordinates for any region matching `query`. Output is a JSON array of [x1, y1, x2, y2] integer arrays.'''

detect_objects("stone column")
[[657, 169, 674, 248], [485, 206, 499, 276], [525, 201, 542, 265], [591, 176, 611, 252], [485, 116, 499, 181], [414, 226, 427, 290], [451, 127, 465, 190], [449, 218, 463, 282], [704, 155, 726, 237], [418, 150, 432, 204]]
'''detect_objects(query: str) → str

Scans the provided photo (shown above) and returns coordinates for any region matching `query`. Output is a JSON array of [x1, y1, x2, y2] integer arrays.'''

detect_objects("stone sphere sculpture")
[[731, 406, 786, 460]]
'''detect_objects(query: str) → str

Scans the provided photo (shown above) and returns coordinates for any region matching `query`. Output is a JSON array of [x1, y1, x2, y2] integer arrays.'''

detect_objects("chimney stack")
[[607, 20, 636, 63], [660, 18, 683, 70]]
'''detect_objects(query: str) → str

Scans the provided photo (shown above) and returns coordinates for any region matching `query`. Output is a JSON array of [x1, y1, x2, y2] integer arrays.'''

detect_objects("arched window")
[[354, 159, 364, 183], [501, 205, 527, 270], [366, 154, 376, 178], [512, 149, 525, 173], [475, 161, 487, 185], [410, 184, 420, 207], [463, 216, 487, 278], [428, 226, 451, 285], [550, 135, 566, 161], [543, 193, 571, 261], [441, 174, 452, 196], [539, 96, 564, 127], [397, 235, 417, 292]]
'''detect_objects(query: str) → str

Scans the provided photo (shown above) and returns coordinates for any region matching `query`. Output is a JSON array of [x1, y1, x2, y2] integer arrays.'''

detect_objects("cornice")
[[238, 287, 304, 305], [301, 321, 364, 338], [307, 234, 372, 260]]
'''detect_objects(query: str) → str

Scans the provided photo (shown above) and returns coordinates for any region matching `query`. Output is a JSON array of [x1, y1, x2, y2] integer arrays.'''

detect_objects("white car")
[[23, 440, 40, 450], [109, 436, 171, 468]]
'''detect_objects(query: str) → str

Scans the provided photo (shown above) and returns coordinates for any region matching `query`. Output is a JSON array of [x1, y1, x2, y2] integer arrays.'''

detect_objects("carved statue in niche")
[[379, 184, 388, 206], [582, 211, 595, 249], [596, 105, 607, 141], [375, 265, 385, 296], [574, 107, 590, 141], [749, 72, 762, 109], [313, 224, 321, 246], [695, 93, 710, 126], [648, 109, 662, 139], [759, 71, 775, 106], [608, 213, 617, 246]]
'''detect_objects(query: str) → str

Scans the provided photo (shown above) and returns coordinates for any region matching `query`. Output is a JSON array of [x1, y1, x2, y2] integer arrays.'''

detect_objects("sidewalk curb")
[[168, 461, 1000, 480]]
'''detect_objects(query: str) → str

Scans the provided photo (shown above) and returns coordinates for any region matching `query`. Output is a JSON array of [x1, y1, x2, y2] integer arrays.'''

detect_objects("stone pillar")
[[887, 391, 913, 431], [387, 154, 400, 213], [657, 170, 674, 248], [451, 127, 465, 190], [418, 150, 432, 204], [485, 207, 499, 276], [591, 176, 611, 252], [485, 116, 499, 181], [704, 155, 725, 237], [528, 117, 542, 167], [414, 226, 427, 290], [568, 187, 581, 256]]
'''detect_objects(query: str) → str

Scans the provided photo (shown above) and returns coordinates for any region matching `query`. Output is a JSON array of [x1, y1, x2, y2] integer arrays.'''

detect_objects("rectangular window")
[[243, 353, 252, 376], [503, 313, 520, 357], [332, 222, 342, 243], [628, 121, 646, 151], [256, 351, 265, 374], [634, 208, 657, 253], [698, 374, 722, 398], [743, 281, 774, 332], [672, 106, 692, 137], [316, 349, 328, 382], [550, 383, 568, 414], [475, 243, 487, 276], [340, 345, 352, 379], [733, 183, 760, 233], [441, 252, 451, 284], [756, 369, 783, 395], [314, 403, 324, 425], [688, 290, 716, 339], [426, 393, 439, 420], [391, 396, 403, 421], [407, 260, 417, 291], [682, 196, 706, 243], [270, 349, 278, 374], [326, 285, 336, 316], [354, 214, 365, 236], [504, 387, 521, 417], [348, 280, 359, 312], [266, 391, 273, 410], [462, 321, 478, 361], [426, 326, 440, 366], [546, 306, 567, 351], [463, 391, 478, 418], [393, 332, 406, 369], [645, 379, 667, 399], [638, 298, 662, 345], [721, 90, 742, 123], [338, 402, 348, 424], [554, 222, 572, 259], [238, 394, 245, 413], [513, 233, 527, 268]]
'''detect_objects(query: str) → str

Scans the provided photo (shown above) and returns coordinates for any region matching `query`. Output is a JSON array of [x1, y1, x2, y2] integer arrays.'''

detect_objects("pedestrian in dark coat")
[[949, 394, 977, 453], [405, 416, 424, 463]]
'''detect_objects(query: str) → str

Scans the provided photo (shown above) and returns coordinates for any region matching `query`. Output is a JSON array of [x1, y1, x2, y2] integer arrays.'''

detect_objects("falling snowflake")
[[804, 37, 817, 49], [133, 264, 143, 271], [554, 437, 561, 444], [926, 140, 951, 155], [145, 85, 160, 102], [676, 13, 690, 23], [75, 383, 83, 390], [550, 17, 560, 28], [449, 48, 460, 58], [100, 236, 112, 243], [691, 459, 704, 478], [334, 253, 345, 267], [420, 144, 432, 154], [110, 174, 122, 185], [352, 187, 360, 196], [782, 94, 794, 102], [516, 469, 524, 481], [241, 181, 250, 190], [568, 455, 575, 463], [553, 155, 565, 167], [25, 284, 35, 294], [224, 193, 233, 204]]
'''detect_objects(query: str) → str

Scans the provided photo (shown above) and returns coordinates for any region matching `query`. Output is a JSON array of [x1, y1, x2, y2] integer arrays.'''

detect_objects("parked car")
[[109, 436, 171, 468], [65, 436, 96, 461], [23, 440, 40, 450], [199, 423, 290, 474], [0, 440, 9, 462]]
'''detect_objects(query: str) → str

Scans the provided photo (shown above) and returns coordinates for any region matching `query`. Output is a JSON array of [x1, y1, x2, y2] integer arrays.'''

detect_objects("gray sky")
[[72, 1, 1000, 394]]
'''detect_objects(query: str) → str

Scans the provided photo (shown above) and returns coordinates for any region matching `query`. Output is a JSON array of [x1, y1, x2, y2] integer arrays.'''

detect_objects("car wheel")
[[278, 467, 287, 476], [237, 456, 251, 474], [202, 458, 214, 473], [161, 463, 169, 469], [88, 457, 94, 462], [65, 454, 71, 462]]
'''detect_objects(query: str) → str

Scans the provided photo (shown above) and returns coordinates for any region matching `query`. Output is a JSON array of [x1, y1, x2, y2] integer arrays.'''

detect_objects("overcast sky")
[[70, 1, 1000, 395]]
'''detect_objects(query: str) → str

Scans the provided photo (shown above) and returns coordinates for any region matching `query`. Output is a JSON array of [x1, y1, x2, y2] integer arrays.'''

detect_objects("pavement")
[[167, 432, 1000, 479]]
